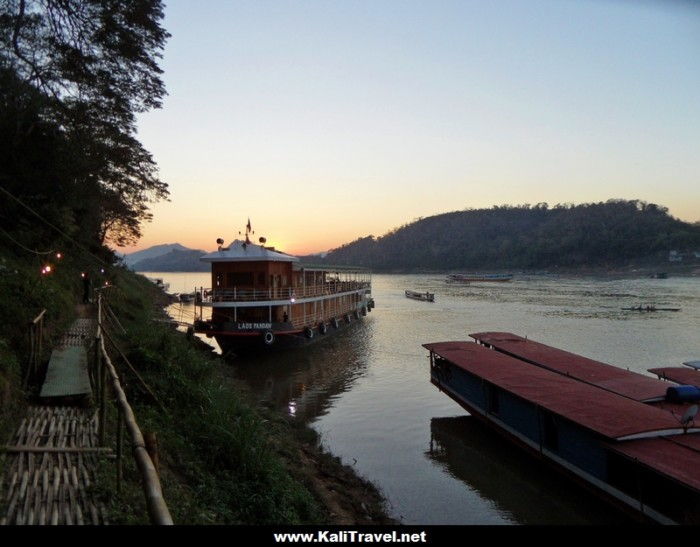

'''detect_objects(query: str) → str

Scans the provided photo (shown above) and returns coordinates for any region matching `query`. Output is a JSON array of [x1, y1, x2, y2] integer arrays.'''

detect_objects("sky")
[[127, 0, 700, 256]]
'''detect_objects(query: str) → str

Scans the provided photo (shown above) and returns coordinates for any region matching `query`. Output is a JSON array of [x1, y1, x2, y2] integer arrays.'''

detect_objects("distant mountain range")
[[123, 244, 209, 271], [123, 200, 699, 273], [125, 243, 330, 272], [122, 243, 191, 267]]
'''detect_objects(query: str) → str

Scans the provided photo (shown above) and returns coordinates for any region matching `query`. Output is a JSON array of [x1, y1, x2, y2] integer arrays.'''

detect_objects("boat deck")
[[610, 434, 700, 493], [470, 332, 669, 403], [648, 367, 700, 388], [424, 341, 694, 440]]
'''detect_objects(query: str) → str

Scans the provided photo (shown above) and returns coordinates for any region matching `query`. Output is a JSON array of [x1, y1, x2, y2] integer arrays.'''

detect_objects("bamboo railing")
[[24, 308, 46, 387], [95, 293, 173, 525]]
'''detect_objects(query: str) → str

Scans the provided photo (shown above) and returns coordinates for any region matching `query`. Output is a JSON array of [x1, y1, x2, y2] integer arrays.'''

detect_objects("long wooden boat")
[[405, 290, 435, 302], [192, 227, 373, 354], [621, 305, 681, 312], [425, 331, 700, 524], [446, 273, 513, 283]]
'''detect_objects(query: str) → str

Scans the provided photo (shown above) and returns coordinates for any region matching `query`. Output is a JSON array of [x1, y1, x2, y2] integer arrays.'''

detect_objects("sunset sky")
[[126, 0, 700, 256]]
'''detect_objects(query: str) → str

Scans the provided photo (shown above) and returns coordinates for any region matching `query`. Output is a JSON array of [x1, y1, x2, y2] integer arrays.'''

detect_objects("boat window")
[[486, 384, 500, 416], [258, 272, 265, 285], [542, 413, 559, 452], [226, 272, 253, 286], [215, 273, 223, 288]]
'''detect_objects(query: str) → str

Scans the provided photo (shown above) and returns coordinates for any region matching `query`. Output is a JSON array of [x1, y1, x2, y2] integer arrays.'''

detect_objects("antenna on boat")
[[680, 405, 698, 433], [245, 218, 252, 244]]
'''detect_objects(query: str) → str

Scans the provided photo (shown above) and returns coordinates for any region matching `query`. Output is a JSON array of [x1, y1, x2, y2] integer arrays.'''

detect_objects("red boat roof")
[[610, 435, 700, 493], [469, 332, 668, 403], [423, 341, 694, 441], [648, 367, 700, 388]]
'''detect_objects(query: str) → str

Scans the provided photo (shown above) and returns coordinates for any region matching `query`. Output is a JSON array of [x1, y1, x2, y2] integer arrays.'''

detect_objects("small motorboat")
[[179, 292, 195, 303], [405, 290, 435, 302]]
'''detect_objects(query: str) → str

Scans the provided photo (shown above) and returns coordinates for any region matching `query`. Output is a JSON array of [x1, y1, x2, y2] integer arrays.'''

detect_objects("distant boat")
[[179, 292, 195, 303], [650, 273, 668, 279], [405, 290, 435, 302], [446, 273, 513, 283], [620, 305, 681, 312]]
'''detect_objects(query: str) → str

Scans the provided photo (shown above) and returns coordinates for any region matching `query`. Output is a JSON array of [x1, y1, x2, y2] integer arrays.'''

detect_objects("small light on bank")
[[56, 252, 62, 259]]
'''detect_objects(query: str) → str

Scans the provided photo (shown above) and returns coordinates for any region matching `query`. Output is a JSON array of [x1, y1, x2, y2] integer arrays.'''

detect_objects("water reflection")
[[428, 417, 630, 525], [225, 321, 373, 423]]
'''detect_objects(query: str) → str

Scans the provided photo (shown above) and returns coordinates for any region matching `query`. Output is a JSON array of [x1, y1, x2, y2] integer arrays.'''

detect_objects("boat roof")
[[423, 341, 695, 441], [609, 435, 700, 493], [200, 239, 299, 263], [648, 367, 700, 388], [469, 332, 669, 403]]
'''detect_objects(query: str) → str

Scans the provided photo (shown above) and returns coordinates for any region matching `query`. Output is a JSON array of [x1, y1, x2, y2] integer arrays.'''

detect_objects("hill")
[[323, 200, 700, 271], [132, 248, 208, 272], [122, 243, 191, 268]]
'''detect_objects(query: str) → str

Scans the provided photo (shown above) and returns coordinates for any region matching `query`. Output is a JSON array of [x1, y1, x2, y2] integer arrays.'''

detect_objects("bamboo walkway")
[[1, 313, 108, 525]]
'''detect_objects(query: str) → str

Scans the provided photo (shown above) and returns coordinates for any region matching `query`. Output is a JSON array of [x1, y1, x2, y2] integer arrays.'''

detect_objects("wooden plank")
[[2, 446, 113, 454], [39, 346, 92, 398]]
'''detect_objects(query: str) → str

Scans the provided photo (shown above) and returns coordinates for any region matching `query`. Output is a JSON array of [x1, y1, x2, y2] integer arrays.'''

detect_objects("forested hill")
[[323, 201, 700, 271]]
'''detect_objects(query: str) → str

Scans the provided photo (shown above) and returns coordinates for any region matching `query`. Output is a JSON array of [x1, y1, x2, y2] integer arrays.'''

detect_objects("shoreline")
[[140, 262, 700, 278], [180, 317, 397, 525], [110, 282, 398, 525]]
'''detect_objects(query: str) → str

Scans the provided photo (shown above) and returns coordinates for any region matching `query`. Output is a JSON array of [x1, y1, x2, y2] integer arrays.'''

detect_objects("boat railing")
[[289, 307, 364, 328], [198, 281, 371, 303]]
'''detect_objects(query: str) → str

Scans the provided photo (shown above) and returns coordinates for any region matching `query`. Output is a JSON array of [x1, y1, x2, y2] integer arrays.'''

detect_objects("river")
[[146, 271, 700, 524]]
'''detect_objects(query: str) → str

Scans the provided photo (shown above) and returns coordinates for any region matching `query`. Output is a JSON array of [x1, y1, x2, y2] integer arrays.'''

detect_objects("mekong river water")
[[148, 271, 700, 524]]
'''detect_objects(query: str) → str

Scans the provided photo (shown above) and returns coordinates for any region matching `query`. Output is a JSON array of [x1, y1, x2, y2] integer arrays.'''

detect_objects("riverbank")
[[92, 270, 395, 524]]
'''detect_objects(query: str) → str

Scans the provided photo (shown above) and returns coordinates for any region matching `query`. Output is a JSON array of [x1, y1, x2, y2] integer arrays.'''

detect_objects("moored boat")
[[192, 224, 373, 354], [446, 273, 513, 283], [425, 331, 700, 524], [621, 305, 681, 312], [405, 290, 435, 302]]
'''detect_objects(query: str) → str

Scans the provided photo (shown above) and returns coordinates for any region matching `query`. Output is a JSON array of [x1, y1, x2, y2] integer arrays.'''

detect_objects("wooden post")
[[116, 405, 123, 492], [144, 432, 160, 476], [25, 326, 35, 387], [37, 317, 43, 375], [93, 335, 101, 402], [98, 336, 107, 447]]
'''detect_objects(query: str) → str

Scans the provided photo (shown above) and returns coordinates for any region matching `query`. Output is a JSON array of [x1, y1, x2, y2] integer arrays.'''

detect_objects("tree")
[[0, 0, 169, 246]]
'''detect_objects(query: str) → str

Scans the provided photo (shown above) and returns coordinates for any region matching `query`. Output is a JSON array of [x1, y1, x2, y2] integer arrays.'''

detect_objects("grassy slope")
[[0, 245, 79, 462]]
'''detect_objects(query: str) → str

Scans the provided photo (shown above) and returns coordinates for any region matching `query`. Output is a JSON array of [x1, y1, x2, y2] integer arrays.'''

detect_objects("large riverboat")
[[425, 332, 700, 524], [192, 228, 373, 354]]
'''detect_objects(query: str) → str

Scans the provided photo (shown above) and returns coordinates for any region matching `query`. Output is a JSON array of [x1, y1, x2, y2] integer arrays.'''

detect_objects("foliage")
[[0, 0, 169, 247], [324, 200, 700, 271]]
